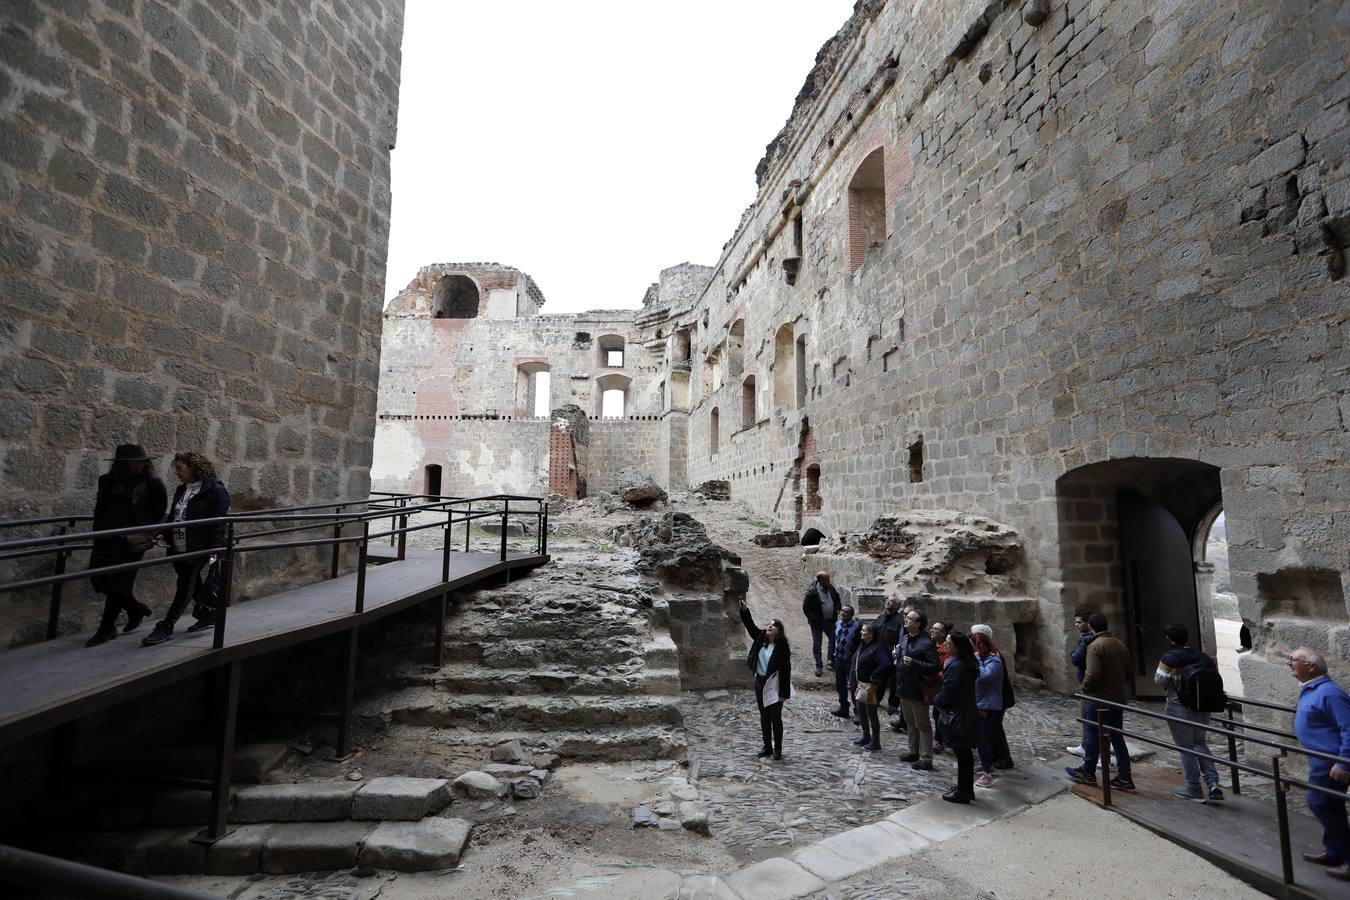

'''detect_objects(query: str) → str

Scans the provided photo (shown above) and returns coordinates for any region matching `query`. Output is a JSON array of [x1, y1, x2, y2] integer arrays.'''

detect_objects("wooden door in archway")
[[1118, 490, 1201, 697]]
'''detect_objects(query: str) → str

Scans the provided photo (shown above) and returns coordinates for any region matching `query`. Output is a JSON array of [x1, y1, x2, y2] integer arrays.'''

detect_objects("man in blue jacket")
[[832, 605, 862, 719], [1290, 647, 1350, 881]]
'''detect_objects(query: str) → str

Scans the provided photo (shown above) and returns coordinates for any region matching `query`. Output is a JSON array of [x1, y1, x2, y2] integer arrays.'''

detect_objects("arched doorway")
[[1055, 458, 1223, 696], [432, 275, 480, 318]]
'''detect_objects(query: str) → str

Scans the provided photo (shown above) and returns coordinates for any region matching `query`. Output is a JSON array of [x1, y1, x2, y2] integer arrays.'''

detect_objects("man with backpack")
[[1154, 623, 1225, 803]]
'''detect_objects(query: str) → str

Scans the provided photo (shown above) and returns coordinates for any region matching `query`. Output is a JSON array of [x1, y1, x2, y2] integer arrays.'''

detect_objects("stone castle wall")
[[673, 0, 1347, 691], [0, 0, 405, 518]]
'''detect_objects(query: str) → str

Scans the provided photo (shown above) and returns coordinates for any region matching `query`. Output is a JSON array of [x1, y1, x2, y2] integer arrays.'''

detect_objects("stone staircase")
[[24, 745, 476, 875], [357, 573, 688, 761]]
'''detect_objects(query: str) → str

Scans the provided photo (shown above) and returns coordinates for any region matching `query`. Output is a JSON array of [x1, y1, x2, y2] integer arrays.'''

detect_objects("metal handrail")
[[1226, 693, 1298, 714], [0, 843, 218, 899], [1074, 692, 1349, 892]]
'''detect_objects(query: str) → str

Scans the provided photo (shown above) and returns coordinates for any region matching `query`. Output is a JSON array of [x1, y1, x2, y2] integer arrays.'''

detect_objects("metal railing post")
[[500, 500, 509, 562], [441, 514, 452, 583], [355, 522, 369, 614], [45, 523, 70, 640], [201, 660, 240, 843], [396, 504, 407, 561], [1271, 755, 1295, 888], [1098, 706, 1111, 807], [329, 506, 342, 579], [540, 501, 548, 555], [464, 502, 472, 552], [1224, 701, 1242, 795], [334, 628, 358, 760], [212, 524, 235, 651]]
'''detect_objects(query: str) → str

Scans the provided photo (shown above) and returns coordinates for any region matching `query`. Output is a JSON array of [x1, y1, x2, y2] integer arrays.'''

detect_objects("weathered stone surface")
[[490, 739, 525, 763], [751, 530, 798, 548], [358, 817, 472, 871], [351, 777, 451, 821], [725, 857, 825, 900], [691, 480, 730, 501], [205, 824, 272, 875], [483, 763, 532, 777], [615, 466, 668, 507], [609, 512, 731, 590], [233, 782, 358, 823], [510, 778, 540, 799], [678, 800, 709, 835], [261, 822, 371, 874], [679, 875, 740, 900], [450, 771, 503, 800]]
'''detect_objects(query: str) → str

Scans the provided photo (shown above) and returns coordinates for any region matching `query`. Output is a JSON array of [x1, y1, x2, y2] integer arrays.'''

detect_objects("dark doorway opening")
[[1056, 458, 1222, 697], [800, 528, 824, 547], [423, 464, 442, 497]]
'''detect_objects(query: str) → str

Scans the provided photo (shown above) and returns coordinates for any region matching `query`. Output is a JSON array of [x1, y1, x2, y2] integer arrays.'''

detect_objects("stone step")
[[445, 616, 646, 642], [47, 815, 473, 875], [440, 634, 663, 669], [397, 663, 681, 697], [358, 688, 684, 731], [385, 723, 688, 762]]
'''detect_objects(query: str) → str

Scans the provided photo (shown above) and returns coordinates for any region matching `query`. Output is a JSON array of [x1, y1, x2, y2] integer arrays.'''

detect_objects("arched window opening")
[[433, 274, 480, 318], [423, 464, 442, 497], [705, 347, 723, 394], [710, 407, 720, 453], [805, 463, 821, 511], [514, 362, 551, 418], [773, 324, 794, 410], [728, 319, 745, 378], [675, 328, 692, 364], [847, 148, 886, 272], [596, 372, 631, 418], [598, 334, 625, 368], [800, 527, 824, 547], [741, 375, 757, 427]]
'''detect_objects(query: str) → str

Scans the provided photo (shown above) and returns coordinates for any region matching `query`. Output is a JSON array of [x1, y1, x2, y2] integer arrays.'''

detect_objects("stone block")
[[792, 821, 928, 881], [232, 782, 359, 823], [491, 738, 525, 762], [451, 771, 503, 800], [678, 800, 709, 835], [886, 796, 995, 842], [679, 875, 739, 900], [358, 817, 472, 871], [725, 857, 825, 900], [205, 824, 272, 875], [351, 777, 451, 821], [261, 821, 371, 874]]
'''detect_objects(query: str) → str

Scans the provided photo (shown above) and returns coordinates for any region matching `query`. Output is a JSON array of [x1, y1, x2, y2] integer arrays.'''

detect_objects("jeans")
[[977, 709, 1007, 773], [834, 659, 854, 713], [160, 558, 208, 629], [1164, 701, 1219, 792], [1307, 772, 1350, 863], [858, 702, 881, 746], [1082, 702, 1131, 779], [755, 675, 784, 754], [810, 622, 836, 670], [901, 698, 933, 761]]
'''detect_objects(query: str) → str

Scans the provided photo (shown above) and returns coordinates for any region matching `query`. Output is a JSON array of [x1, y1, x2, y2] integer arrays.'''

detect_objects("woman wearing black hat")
[[85, 445, 168, 647]]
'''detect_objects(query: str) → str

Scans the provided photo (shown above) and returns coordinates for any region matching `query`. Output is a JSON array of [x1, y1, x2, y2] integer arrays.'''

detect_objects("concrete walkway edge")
[[679, 762, 1066, 900]]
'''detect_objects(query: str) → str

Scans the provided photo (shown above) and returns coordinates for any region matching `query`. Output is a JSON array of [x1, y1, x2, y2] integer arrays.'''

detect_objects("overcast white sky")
[[383, 0, 857, 313]]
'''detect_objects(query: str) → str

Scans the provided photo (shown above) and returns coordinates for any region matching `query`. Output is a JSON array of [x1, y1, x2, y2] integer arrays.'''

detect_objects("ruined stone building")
[[376, 0, 1349, 698]]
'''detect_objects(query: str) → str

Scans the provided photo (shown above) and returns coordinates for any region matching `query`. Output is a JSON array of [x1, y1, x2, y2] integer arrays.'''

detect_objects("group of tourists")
[[743, 574, 1349, 872], [740, 573, 1016, 804], [84, 444, 231, 649]]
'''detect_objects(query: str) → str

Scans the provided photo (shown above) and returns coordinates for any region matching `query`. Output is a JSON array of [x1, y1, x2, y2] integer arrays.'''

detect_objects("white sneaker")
[[1065, 745, 1085, 755]]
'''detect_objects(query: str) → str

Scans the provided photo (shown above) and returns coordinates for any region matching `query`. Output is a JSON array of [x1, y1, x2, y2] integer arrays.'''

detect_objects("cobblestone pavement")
[[682, 679, 1180, 856]]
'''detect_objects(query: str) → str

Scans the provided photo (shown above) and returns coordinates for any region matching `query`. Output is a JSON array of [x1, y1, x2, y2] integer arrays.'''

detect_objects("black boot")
[[85, 628, 117, 648], [123, 601, 152, 633], [942, 788, 972, 804]]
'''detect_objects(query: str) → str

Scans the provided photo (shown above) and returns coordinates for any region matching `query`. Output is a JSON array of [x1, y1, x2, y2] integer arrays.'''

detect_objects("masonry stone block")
[[261, 822, 371, 874], [233, 782, 359, 824], [359, 817, 473, 871]]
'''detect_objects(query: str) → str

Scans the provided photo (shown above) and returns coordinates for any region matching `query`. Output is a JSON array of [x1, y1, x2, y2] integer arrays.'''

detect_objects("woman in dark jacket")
[[934, 630, 980, 803], [85, 444, 168, 647], [142, 452, 230, 647], [853, 623, 894, 752], [738, 597, 792, 760]]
